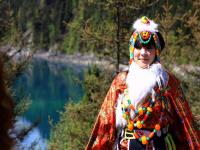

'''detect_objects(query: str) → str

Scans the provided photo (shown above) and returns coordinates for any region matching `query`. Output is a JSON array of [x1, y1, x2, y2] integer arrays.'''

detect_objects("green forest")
[[0, 0, 199, 149]]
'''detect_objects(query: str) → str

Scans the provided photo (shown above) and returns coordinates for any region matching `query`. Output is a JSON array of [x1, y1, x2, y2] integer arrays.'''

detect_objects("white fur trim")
[[116, 94, 127, 128], [115, 62, 168, 128], [133, 18, 158, 32]]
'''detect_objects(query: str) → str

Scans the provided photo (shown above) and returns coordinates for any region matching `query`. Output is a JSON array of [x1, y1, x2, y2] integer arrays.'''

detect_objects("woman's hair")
[[0, 57, 14, 149], [156, 32, 165, 50]]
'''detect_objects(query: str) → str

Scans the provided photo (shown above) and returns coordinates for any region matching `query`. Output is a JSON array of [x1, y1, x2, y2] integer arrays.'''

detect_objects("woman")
[[86, 16, 199, 150]]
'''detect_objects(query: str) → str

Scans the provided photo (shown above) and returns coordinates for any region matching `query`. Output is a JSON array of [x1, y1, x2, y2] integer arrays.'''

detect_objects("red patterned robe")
[[86, 71, 200, 150]]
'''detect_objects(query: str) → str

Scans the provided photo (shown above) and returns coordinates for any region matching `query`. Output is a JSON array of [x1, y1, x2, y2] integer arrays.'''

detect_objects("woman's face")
[[134, 46, 156, 68]]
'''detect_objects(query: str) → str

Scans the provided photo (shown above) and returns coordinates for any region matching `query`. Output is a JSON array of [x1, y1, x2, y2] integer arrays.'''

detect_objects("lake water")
[[13, 58, 84, 141]]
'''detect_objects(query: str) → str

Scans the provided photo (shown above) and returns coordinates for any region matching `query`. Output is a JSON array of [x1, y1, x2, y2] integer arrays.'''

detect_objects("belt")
[[124, 125, 169, 140]]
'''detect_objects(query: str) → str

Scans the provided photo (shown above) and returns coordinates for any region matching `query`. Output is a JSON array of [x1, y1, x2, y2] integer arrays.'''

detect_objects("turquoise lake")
[[13, 58, 84, 139]]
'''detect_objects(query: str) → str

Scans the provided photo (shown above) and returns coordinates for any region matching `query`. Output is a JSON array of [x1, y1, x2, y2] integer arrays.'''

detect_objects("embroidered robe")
[[86, 72, 200, 150]]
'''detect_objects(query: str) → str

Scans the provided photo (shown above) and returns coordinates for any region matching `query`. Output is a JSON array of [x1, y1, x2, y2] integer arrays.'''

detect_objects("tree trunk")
[[116, 4, 120, 72]]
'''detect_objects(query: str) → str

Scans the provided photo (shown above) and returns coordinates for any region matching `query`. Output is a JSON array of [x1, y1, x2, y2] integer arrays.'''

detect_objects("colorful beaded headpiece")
[[129, 16, 162, 64]]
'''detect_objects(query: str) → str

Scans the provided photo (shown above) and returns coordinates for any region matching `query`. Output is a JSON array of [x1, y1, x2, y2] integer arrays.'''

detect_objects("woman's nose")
[[140, 48, 146, 55]]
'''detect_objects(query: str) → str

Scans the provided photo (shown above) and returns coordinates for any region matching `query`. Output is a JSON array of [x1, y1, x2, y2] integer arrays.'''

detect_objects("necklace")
[[121, 88, 161, 145]]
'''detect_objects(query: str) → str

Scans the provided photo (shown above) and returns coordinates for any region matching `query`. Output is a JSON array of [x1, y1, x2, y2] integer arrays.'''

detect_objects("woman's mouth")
[[138, 58, 148, 60]]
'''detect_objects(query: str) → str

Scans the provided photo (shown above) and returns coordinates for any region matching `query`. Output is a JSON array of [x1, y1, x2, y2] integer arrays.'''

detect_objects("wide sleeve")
[[85, 72, 127, 150], [166, 74, 200, 149]]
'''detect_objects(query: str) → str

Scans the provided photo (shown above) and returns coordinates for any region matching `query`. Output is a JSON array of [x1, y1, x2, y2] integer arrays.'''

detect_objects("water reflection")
[[14, 58, 84, 139]]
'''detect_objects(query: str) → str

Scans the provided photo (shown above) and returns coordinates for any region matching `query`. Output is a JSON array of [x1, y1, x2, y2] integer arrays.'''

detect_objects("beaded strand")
[[121, 88, 161, 145]]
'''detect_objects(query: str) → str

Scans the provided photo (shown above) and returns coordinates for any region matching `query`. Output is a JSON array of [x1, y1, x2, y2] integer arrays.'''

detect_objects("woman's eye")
[[146, 46, 154, 50], [134, 44, 142, 49], [134, 46, 140, 49]]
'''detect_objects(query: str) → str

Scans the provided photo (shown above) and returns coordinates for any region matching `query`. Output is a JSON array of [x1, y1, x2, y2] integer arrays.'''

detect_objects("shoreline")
[[33, 51, 111, 67], [34, 51, 200, 82], [0, 45, 127, 70], [0, 45, 110, 66], [33, 50, 129, 71], [1, 45, 199, 75]]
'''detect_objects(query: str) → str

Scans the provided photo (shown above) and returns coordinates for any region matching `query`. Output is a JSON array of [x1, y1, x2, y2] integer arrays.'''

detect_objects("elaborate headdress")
[[129, 16, 165, 64]]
